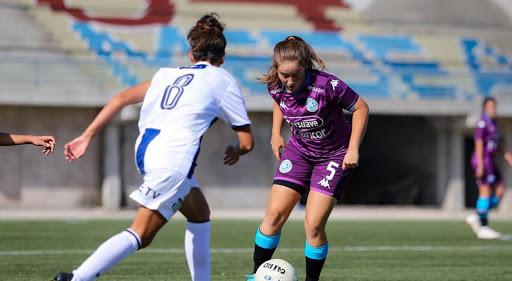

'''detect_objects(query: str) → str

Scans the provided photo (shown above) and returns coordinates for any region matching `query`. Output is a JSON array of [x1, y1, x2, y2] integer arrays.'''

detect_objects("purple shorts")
[[273, 144, 351, 200], [471, 156, 503, 186]]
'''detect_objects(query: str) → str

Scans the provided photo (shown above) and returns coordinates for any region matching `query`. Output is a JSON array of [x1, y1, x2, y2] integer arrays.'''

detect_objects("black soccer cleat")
[[52, 272, 74, 281]]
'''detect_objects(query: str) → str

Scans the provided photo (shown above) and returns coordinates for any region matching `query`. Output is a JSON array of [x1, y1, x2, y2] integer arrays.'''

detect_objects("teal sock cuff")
[[476, 197, 490, 215], [490, 195, 501, 209], [305, 241, 328, 260], [255, 228, 280, 249]]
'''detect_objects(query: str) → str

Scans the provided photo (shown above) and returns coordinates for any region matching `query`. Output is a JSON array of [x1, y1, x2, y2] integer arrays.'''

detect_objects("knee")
[[262, 209, 287, 231], [479, 186, 492, 197], [304, 220, 324, 240]]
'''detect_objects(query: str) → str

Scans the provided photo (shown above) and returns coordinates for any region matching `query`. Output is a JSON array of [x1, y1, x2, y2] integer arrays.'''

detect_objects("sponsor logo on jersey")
[[279, 101, 287, 109], [311, 86, 325, 93], [298, 129, 328, 140], [279, 159, 293, 173], [270, 88, 283, 94], [330, 79, 339, 90], [487, 174, 496, 184], [478, 120, 486, 128], [287, 116, 324, 131], [318, 177, 331, 189], [306, 98, 318, 112], [171, 198, 184, 212]]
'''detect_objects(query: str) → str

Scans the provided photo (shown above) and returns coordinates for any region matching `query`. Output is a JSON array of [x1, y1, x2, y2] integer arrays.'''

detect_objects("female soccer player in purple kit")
[[466, 97, 512, 239], [247, 36, 369, 281]]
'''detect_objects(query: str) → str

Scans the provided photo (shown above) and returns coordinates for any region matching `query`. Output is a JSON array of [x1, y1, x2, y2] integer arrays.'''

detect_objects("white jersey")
[[134, 62, 251, 177]]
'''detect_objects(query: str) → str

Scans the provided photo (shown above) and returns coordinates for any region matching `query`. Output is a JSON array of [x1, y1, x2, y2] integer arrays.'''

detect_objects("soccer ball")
[[255, 259, 298, 281]]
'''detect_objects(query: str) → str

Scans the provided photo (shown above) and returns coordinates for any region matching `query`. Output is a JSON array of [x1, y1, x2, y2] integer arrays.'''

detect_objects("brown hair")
[[187, 13, 226, 65], [259, 36, 326, 85]]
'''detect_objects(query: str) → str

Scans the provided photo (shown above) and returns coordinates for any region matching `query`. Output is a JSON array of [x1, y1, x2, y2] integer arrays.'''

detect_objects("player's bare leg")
[[129, 206, 167, 248], [54, 207, 167, 281], [260, 185, 302, 235], [470, 184, 500, 239], [249, 184, 302, 277], [303, 191, 336, 281]]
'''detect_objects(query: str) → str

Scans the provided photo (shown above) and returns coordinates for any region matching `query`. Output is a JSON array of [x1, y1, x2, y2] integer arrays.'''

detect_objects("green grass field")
[[1, 219, 511, 280]]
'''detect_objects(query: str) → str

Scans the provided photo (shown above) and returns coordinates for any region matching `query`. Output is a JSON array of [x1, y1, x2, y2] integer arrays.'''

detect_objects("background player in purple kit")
[[246, 36, 369, 281], [465, 97, 512, 239]]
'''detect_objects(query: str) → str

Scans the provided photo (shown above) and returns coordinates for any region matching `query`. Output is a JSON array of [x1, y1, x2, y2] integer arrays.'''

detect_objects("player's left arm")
[[496, 133, 512, 167], [501, 138, 512, 167], [505, 151, 512, 167], [343, 97, 369, 170], [224, 125, 254, 165], [219, 79, 255, 165]]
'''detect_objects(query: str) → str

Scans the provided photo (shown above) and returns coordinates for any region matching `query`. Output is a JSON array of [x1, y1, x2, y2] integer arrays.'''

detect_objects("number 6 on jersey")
[[160, 74, 194, 110]]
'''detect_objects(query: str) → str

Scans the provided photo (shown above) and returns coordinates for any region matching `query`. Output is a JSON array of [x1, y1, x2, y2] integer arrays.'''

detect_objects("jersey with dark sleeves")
[[474, 114, 500, 158]]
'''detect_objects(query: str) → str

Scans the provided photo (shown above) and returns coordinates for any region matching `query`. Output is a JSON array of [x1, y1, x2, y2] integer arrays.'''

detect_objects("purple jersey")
[[473, 114, 500, 158], [269, 70, 359, 158], [471, 114, 502, 185]]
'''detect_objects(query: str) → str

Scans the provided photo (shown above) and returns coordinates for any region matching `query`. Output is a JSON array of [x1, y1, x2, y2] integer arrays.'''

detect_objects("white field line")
[[1, 245, 512, 256]]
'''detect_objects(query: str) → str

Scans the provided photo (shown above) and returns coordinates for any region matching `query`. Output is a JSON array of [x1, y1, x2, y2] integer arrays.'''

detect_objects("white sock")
[[185, 221, 211, 281], [72, 229, 141, 281]]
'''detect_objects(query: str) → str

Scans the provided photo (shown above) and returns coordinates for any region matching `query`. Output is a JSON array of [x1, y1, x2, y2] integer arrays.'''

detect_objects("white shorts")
[[130, 169, 200, 220]]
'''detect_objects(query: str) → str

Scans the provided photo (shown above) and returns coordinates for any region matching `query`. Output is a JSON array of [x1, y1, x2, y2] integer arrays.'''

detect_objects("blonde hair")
[[259, 36, 326, 86]]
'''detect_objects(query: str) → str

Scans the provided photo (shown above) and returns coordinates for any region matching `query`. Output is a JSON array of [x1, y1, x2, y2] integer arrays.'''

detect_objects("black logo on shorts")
[[138, 186, 161, 199]]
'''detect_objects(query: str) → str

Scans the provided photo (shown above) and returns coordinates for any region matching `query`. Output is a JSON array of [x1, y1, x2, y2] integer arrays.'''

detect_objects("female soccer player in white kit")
[[53, 13, 254, 281]]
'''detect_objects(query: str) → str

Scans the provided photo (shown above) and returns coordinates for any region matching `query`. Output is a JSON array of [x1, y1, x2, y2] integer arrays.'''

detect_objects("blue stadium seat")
[[461, 38, 512, 95], [157, 26, 189, 56], [225, 30, 258, 45], [260, 30, 353, 52], [358, 35, 421, 60]]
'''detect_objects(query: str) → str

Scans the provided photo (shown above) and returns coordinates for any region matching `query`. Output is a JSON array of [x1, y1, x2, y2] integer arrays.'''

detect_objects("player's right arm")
[[0, 132, 55, 154], [271, 101, 285, 161], [64, 81, 150, 162], [474, 139, 484, 178], [474, 121, 485, 178]]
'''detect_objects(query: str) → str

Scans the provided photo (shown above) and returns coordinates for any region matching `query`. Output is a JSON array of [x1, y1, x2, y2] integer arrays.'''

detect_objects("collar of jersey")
[[482, 113, 495, 122], [195, 61, 211, 66]]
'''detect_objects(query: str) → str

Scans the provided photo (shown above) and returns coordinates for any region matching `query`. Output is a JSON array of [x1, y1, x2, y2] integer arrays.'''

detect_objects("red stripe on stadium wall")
[[36, 0, 350, 30], [36, 0, 174, 25], [190, 0, 350, 31]]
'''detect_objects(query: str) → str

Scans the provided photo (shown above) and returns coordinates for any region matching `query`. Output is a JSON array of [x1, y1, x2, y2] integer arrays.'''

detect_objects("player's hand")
[[342, 148, 359, 170], [505, 151, 512, 167], [30, 135, 56, 155], [475, 164, 484, 178], [271, 134, 285, 161], [64, 134, 92, 162], [224, 144, 239, 165]]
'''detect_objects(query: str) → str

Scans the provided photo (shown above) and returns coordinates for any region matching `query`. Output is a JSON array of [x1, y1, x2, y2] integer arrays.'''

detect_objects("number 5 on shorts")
[[325, 161, 339, 180]]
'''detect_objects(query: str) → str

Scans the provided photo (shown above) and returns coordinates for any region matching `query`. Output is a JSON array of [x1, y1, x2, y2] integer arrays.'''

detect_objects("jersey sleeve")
[[144, 69, 164, 97], [334, 80, 359, 113], [217, 80, 252, 129], [474, 119, 486, 140]]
